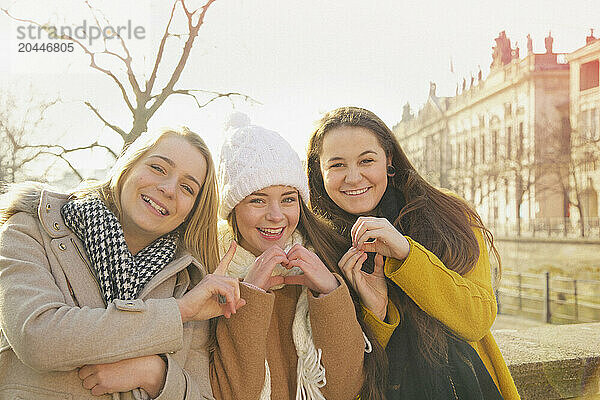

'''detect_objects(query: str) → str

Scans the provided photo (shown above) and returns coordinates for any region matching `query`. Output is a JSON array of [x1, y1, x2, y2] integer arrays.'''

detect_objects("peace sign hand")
[[351, 216, 410, 261], [338, 248, 388, 320], [176, 241, 246, 322]]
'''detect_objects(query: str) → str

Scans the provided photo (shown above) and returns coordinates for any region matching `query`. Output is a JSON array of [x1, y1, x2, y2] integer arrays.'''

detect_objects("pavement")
[[491, 313, 548, 331]]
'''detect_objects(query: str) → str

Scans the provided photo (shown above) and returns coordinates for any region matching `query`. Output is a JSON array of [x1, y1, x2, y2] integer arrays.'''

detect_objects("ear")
[[386, 154, 393, 167]]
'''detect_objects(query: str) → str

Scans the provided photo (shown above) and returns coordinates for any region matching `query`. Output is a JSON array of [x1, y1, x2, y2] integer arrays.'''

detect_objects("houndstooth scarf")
[[61, 197, 178, 304]]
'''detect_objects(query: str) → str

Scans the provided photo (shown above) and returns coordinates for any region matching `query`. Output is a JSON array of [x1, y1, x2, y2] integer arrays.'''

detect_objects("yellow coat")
[[362, 228, 520, 400]]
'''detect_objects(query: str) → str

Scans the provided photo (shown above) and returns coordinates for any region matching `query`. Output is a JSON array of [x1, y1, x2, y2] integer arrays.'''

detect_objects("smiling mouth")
[[257, 227, 285, 240], [342, 187, 370, 196], [141, 194, 169, 216]]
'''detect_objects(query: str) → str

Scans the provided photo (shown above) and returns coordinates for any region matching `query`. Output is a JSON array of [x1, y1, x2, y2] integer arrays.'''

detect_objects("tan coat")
[[0, 189, 213, 400], [210, 280, 365, 400]]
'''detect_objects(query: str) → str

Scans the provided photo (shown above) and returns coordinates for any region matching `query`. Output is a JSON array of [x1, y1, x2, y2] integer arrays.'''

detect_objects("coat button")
[[46, 203, 51, 211], [53, 222, 60, 230], [58, 243, 67, 250]]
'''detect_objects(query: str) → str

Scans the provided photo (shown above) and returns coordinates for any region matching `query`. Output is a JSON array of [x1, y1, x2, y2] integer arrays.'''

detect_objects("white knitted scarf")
[[217, 221, 327, 400]]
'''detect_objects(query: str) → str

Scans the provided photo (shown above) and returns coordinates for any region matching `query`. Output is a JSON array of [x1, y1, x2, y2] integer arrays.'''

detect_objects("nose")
[[157, 177, 176, 198], [266, 202, 284, 222], [344, 165, 362, 185]]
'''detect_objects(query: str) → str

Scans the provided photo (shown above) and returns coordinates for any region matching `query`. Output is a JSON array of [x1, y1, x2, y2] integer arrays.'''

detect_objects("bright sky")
[[0, 0, 598, 181]]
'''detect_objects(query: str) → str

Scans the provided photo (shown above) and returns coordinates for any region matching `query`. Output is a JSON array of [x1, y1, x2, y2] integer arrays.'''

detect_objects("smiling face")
[[319, 126, 390, 215], [119, 135, 207, 253], [233, 185, 300, 256]]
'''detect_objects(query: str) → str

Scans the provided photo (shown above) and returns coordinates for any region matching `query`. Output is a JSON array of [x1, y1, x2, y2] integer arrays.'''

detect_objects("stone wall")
[[493, 322, 600, 399]]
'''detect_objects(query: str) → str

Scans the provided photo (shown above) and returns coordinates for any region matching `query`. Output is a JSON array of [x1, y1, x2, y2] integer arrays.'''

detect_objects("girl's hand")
[[177, 242, 246, 322], [351, 216, 410, 260], [284, 244, 339, 295], [339, 249, 388, 320], [243, 246, 287, 291], [79, 355, 166, 397]]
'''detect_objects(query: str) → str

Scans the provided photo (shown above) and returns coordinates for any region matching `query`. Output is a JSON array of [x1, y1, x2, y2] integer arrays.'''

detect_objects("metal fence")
[[497, 270, 600, 324], [489, 217, 600, 238]]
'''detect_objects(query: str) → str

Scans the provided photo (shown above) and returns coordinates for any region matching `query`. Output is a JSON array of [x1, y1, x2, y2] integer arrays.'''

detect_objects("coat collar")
[[37, 189, 72, 239]]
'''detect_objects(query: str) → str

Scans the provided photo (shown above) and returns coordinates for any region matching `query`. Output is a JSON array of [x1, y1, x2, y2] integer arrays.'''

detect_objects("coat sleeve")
[[210, 284, 274, 400], [384, 227, 497, 342], [0, 212, 184, 372], [361, 301, 400, 348], [308, 275, 365, 400], [154, 321, 214, 400]]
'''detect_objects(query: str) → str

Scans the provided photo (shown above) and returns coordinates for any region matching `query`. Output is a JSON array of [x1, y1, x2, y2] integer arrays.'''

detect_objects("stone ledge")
[[493, 322, 600, 399]]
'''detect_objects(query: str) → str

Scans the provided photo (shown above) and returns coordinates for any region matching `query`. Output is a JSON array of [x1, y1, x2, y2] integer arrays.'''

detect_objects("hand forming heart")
[[243, 244, 339, 295]]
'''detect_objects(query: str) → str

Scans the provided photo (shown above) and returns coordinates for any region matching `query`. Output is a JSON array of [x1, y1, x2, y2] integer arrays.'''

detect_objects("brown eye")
[[181, 184, 194, 195], [150, 164, 166, 174]]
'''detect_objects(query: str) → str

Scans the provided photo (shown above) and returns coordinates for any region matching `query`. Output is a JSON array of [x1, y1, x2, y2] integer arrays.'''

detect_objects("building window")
[[518, 122, 524, 159], [581, 108, 599, 141], [481, 135, 486, 163], [506, 126, 512, 159], [580, 60, 599, 91], [465, 140, 470, 166], [504, 103, 512, 118], [492, 130, 498, 162]]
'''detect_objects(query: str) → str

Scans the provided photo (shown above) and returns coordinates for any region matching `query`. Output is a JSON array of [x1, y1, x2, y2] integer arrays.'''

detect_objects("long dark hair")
[[307, 107, 500, 369], [227, 195, 388, 400]]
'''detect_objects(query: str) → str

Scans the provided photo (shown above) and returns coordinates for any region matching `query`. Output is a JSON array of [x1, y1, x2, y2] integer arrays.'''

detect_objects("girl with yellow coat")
[[306, 107, 520, 400]]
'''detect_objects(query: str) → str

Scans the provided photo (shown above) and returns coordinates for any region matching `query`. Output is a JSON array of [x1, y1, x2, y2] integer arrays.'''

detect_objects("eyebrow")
[[149, 155, 201, 188], [250, 190, 298, 197], [326, 150, 378, 163]]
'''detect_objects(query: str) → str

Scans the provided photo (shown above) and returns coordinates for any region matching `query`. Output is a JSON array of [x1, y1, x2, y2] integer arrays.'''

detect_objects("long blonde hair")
[[73, 127, 219, 271]]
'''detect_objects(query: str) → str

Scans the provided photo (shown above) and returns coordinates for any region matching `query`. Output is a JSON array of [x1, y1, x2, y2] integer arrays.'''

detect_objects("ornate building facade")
[[566, 32, 600, 222], [393, 32, 571, 235]]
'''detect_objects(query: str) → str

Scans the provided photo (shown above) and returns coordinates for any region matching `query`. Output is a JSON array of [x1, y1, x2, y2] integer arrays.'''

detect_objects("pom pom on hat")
[[225, 111, 251, 130], [217, 113, 309, 219]]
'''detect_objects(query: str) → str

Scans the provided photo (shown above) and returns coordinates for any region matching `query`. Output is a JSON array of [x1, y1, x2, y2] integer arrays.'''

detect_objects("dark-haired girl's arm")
[[384, 227, 497, 341]]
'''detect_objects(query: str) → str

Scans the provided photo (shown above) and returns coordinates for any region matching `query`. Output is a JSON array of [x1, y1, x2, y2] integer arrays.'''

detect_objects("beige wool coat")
[[0, 188, 213, 400]]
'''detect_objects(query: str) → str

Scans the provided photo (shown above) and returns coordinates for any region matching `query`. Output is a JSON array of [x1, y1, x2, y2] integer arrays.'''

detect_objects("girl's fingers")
[[285, 244, 309, 262], [78, 365, 93, 380], [91, 385, 106, 396], [374, 253, 385, 276], [356, 227, 386, 249], [350, 219, 363, 246], [339, 251, 365, 289], [214, 241, 237, 275], [351, 217, 378, 244], [82, 375, 97, 390], [338, 247, 359, 268], [214, 281, 237, 314], [341, 250, 365, 273], [286, 258, 309, 271], [350, 217, 366, 243]]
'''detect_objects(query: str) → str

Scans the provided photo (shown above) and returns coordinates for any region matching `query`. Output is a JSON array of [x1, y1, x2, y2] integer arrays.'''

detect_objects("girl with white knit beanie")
[[208, 113, 370, 400]]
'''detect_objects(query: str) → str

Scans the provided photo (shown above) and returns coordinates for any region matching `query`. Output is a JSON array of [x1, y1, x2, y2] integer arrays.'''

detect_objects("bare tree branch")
[[84, 102, 127, 138], [147, 0, 218, 119], [145, 0, 179, 96], [19, 150, 84, 180], [166, 89, 262, 109]]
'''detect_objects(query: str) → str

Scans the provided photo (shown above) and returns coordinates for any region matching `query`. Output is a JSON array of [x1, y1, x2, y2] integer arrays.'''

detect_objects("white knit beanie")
[[218, 112, 310, 219]]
